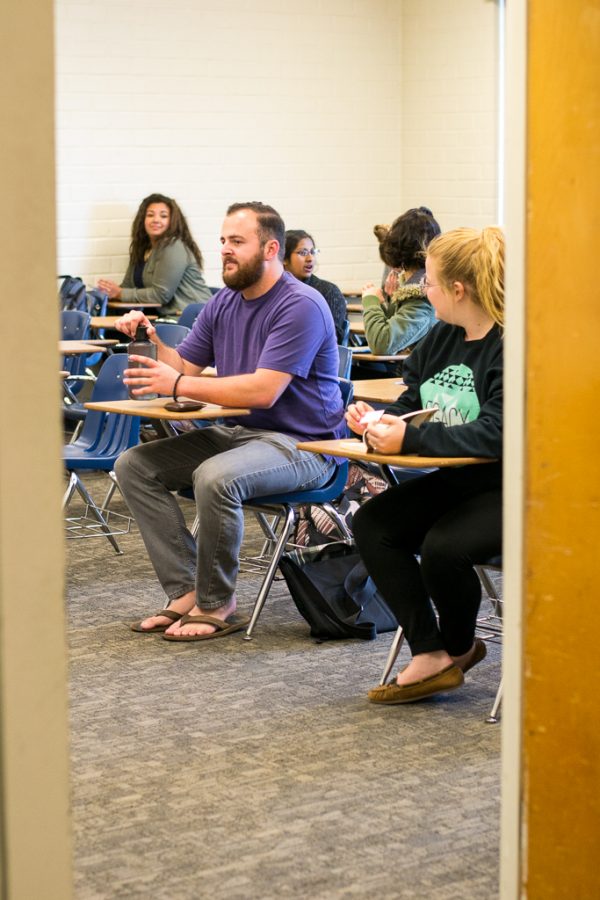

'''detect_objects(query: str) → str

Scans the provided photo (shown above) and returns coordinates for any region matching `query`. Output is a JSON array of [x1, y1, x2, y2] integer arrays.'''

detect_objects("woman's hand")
[[384, 269, 400, 298], [364, 414, 407, 455], [97, 278, 122, 300], [362, 282, 384, 304], [124, 356, 180, 397], [114, 310, 157, 341], [345, 401, 375, 435]]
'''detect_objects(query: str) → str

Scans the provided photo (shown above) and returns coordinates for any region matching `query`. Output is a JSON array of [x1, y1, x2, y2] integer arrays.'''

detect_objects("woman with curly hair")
[[98, 193, 212, 316], [362, 206, 441, 356], [348, 226, 504, 705]]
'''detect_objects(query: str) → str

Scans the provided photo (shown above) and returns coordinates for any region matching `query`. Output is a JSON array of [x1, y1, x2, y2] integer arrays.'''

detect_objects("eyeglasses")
[[294, 248, 320, 258], [419, 276, 438, 294]]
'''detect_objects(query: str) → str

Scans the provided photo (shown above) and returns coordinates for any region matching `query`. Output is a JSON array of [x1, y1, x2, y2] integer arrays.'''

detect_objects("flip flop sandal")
[[162, 613, 250, 642], [130, 608, 184, 633]]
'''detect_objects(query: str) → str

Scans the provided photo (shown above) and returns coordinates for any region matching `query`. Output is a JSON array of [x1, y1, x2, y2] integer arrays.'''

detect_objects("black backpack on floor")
[[279, 542, 397, 641]]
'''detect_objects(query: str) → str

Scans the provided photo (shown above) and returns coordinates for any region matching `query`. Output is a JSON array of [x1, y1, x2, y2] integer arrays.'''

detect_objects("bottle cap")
[[134, 325, 147, 341]]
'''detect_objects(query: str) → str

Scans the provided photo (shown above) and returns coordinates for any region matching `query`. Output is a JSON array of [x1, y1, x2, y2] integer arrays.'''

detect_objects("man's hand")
[[364, 414, 407, 455], [97, 278, 122, 300], [124, 356, 180, 397], [114, 310, 157, 341], [345, 401, 375, 435]]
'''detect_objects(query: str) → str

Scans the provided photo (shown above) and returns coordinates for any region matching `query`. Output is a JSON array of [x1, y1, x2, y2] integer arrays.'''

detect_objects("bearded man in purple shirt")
[[115, 202, 345, 640]]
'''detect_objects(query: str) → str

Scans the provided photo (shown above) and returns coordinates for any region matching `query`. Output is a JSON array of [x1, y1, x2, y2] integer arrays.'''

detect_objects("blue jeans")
[[115, 425, 335, 609]]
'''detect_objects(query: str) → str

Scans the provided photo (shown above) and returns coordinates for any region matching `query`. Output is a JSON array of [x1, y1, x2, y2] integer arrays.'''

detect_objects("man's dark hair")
[[226, 202, 286, 261], [379, 206, 441, 269]]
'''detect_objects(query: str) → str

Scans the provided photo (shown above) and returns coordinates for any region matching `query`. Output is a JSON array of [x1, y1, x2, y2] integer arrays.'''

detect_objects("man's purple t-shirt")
[[176, 271, 346, 442]]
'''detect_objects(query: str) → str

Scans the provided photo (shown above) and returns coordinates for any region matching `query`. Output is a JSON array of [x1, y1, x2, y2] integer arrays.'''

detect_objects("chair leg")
[[99, 470, 119, 512], [476, 565, 503, 722], [250, 510, 282, 561], [319, 501, 354, 542], [486, 678, 503, 724], [379, 627, 405, 685], [63, 381, 79, 404], [244, 506, 296, 641], [67, 472, 123, 554], [475, 564, 503, 619], [62, 472, 79, 510], [68, 419, 84, 444], [475, 564, 498, 599]]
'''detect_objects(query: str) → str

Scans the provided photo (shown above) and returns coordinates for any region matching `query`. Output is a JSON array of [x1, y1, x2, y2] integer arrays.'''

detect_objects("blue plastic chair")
[[64, 297, 111, 424], [338, 345, 353, 380], [63, 354, 141, 553], [339, 318, 351, 347], [154, 322, 191, 347], [82, 290, 109, 368], [61, 310, 92, 400], [177, 302, 209, 329], [242, 461, 352, 639], [61, 308, 90, 340]]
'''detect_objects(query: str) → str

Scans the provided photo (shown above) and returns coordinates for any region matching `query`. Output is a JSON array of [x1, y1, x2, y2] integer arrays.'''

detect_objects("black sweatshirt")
[[385, 321, 503, 461]]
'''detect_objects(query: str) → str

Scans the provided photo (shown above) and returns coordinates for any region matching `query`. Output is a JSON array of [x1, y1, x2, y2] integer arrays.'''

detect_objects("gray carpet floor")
[[66, 471, 501, 900]]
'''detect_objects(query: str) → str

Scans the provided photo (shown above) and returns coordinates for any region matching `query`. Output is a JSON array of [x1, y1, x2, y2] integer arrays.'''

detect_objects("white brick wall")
[[400, 0, 500, 231], [55, 0, 499, 292]]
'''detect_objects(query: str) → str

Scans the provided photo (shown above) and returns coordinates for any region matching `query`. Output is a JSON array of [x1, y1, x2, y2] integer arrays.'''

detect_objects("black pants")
[[352, 466, 502, 657]]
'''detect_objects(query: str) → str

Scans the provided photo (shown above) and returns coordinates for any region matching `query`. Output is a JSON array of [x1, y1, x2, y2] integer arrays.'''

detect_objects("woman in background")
[[349, 226, 504, 705], [284, 230, 347, 344], [362, 206, 441, 355], [98, 193, 212, 317]]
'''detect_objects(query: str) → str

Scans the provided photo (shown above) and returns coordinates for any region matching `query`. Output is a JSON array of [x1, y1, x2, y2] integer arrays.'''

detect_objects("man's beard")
[[222, 248, 265, 291]]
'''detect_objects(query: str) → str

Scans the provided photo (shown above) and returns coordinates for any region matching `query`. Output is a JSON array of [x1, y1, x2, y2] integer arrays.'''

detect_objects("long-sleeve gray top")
[[120, 239, 212, 314]]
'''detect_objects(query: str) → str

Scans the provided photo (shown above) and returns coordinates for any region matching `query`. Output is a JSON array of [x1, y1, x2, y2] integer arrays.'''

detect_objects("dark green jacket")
[[362, 269, 436, 355]]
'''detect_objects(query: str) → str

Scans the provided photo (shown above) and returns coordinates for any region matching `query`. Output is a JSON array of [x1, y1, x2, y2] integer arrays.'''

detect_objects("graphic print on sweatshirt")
[[419, 363, 480, 426]]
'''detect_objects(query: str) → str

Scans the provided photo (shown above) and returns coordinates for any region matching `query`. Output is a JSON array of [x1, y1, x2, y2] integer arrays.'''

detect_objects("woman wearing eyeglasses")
[[362, 206, 441, 356], [347, 226, 504, 705], [284, 230, 347, 344]]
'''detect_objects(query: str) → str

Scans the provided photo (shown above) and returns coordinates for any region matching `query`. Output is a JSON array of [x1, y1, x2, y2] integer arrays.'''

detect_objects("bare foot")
[[165, 595, 237, 637], [396, 650, 455, 685], [137, 592, 195, 632]]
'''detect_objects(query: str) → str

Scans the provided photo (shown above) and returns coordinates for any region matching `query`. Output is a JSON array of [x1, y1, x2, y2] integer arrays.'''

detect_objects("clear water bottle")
[[127, 325, 158, 400]]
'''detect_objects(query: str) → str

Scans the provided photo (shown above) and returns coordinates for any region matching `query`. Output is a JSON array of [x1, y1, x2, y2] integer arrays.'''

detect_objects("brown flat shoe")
[[368, 664, 464, 705], [461, 638, 487, 674], [130, 608, 183, 633]]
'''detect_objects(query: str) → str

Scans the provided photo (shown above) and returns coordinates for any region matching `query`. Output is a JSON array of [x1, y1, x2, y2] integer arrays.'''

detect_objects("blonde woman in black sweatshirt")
[[348, 226, 504, 705]]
